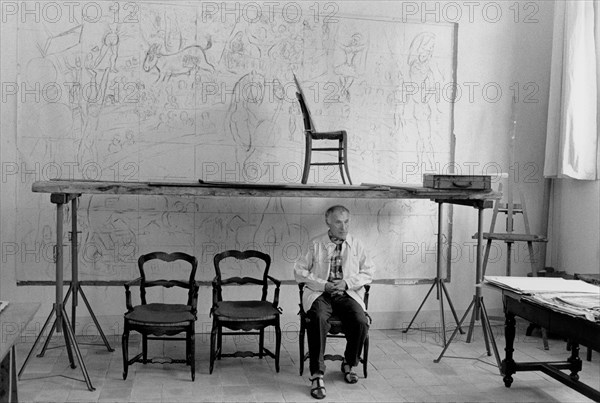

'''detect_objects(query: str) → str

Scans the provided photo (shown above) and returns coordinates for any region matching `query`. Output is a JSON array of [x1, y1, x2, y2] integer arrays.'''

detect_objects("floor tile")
[[13, 323, 598, 403]]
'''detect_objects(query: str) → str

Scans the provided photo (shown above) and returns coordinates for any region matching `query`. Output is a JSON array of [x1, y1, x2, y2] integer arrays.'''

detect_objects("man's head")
[[325, 205, 350, 240]]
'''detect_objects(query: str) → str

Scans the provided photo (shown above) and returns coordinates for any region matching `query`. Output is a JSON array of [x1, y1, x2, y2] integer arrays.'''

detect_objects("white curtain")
[[544, 0, 600, 180]]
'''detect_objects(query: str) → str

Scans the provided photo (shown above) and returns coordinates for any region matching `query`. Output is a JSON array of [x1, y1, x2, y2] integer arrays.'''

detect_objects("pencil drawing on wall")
[[15, 2, 458, 282]]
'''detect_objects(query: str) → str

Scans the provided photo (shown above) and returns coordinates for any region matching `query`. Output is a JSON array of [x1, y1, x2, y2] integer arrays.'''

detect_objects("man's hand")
[[332, 280, 347, 292], [324, 282, 335, 294], [325, 280, 347, 296]]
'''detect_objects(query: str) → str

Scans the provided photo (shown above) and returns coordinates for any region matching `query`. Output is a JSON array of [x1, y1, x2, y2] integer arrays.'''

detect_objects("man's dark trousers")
[[307, 292, 369, 375]]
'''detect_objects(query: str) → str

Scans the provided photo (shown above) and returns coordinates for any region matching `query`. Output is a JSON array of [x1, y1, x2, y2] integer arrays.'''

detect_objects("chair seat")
[[125, 303, 194, 326], [304, 315, 342, 326], [310, 130, 345, 140], [214, 301, 279, 322]]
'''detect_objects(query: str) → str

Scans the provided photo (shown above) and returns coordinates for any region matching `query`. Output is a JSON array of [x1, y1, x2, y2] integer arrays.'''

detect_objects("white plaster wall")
[[548, 179, 600, 276], [1, 1, 557, 338]]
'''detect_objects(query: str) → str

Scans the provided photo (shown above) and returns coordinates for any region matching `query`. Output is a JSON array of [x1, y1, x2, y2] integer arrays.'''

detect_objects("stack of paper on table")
[[484, 276, 600, 322], [484, 276, 600, 294]]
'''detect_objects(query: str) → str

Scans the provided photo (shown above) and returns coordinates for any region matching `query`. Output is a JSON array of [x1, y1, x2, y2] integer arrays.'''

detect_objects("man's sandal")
[[309, 376, 326, 399], [341, 360, 358, 384]]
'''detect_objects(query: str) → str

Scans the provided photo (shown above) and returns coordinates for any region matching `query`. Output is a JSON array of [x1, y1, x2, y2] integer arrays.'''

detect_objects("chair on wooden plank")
[[294, 74, 352, 185], [122, 251, 199, 381]]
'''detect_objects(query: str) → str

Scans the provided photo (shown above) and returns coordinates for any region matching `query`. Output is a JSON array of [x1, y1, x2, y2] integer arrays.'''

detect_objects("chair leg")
[[299, 323, 305, 375], [190, 330, 195, 381], [302, 135, 312, 184], [186, 331, 190, 366], [362, 335, 369, 378], [338, 139, 346, 184], [275, 324, 281, 373], [259, 329, 265, 359], [122, 327, 129, 380], [342, 135, 352, 185], [210, 320, 217, 374], [142, 334, 148, 364], [217, 327, 222, 360]]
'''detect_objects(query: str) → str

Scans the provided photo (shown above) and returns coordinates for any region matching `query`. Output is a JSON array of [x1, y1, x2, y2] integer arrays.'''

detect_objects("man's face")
[[327, 210, 350, 240]]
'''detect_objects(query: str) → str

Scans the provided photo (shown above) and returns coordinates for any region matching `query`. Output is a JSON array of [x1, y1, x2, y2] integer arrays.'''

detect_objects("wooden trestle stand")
[[434, 205, 502, 370], [402, 201, 464, 345], [18, 195, 113, 391]]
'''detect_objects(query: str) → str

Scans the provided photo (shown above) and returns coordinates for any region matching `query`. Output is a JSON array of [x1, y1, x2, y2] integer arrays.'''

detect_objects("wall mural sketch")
[[15, 2, 457, 282]]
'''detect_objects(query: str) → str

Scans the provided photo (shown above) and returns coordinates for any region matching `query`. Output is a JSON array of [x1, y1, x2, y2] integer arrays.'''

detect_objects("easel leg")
[[434, 297, 475, 363], [18, 304, 57, 378], [60, 310, 77, 370], [440, 281, 464, 335], [466, 301, 477, 343], [18, 302, 77, 376], [38, 287, 73, 357], [20, 306, 94, 390], [403, 281, 436, 333], [78, 288, 114, 352], [61, 307, 95, 391], [467, 206, 485, 343], [435, 295, 501, 371], [479, 302, 492, 356], [34, 285, 113, 357], [438, 280, 447, 345], [480, 298, 502, 371], [403, 202, 463, 343]]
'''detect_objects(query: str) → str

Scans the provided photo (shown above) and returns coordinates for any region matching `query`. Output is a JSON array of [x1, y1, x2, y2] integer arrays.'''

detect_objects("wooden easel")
[[479, 104, 547, 279], [477, 181, 550, 349], [480, 182, 548, 278]]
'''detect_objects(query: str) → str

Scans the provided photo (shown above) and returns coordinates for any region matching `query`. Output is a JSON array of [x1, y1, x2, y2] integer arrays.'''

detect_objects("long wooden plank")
[[32, 180, 500, 201]]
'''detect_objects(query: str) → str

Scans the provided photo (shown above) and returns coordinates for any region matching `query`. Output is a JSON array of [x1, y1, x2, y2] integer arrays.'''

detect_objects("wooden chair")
[[294, 74, 352, 185], [122, 252, 199, 381], [210, 250, 282, 373], [297, 284, 371, 377]]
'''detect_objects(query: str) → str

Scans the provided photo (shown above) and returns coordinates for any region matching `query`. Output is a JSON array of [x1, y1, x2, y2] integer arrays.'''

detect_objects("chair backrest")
[[293, 73, 315, 133], [213, 250, 272, 302], [137, 251, 198, 306]]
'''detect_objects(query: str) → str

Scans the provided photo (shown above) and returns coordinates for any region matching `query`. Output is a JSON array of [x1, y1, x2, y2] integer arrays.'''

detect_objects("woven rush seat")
[[125, 303, 194, 326], [213, 300, 280, 322]]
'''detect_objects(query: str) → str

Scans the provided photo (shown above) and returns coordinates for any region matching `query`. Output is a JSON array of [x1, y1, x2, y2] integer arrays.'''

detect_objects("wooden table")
[[498, 291, 599, 401], [28, 179, 500, 389], [1, 303, 40, 403], [576, 273, 600, 286]]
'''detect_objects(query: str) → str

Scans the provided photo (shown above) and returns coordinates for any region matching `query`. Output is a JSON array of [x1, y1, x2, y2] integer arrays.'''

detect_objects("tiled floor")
[[15, 320, 599, 402]]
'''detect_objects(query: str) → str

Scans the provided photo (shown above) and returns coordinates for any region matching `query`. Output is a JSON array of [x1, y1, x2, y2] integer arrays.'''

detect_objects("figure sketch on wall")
[[247, 23, 276, 71], [225, 71, 285, 173], [334, 33, 367, 101], [66, 25, 124, 165], [405, 32, 444, 170], [221, 30, 260, 73]]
